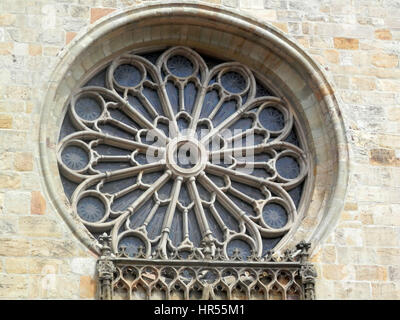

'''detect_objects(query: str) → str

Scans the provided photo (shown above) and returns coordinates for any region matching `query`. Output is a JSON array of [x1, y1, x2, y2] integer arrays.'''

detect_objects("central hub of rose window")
[[165, 137, 207, 178]]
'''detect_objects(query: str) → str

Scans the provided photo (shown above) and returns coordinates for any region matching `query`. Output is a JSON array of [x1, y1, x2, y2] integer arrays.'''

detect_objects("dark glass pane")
[[109, 109, 139, 129], [177, 116, 190, 133], [111, 189, 143, 212], [60, 175, 78, 201], [202, 54, 226, 69], [77, 195, 105, 222], [187, 209, 201, 247], [200, 90, 219, 118], [288, 182, 304, 209], [255, 79, 275, 97], [184, 82, 197, 114], [227, 239, 252, 260], [142, 86, 164, 116], [141, 171, 163, 185], [227, 193, 255, 216], [147, 205, 167, 239], [262, 203, 288, 229], [221, 71, 246, 93], [101, 177, 137, 194], [93, 144, 131, 156], [138, 50, 164, 64], [129, 198, 155, 229], [127, 95, 153, 122], [84, 68, 107, 87], [207, 173, 225, 188], [166, 81, 179, 115], [284, 128, 300, 147], [118, 236, 145, 257], [75, 97, 102, 121], [213, 201, 239, 233], [212, 100, 236, 127], [114, 64, 142, 87], [204, 207, 223, 242], [178, 184, 192, 207], [262, 237, 282, 256], [259, 107, 285, 131], [98, 124, 134, 141], [276, 156, 300, 179], [59, 113, 76, 141], [231, 181, 264, 200], [167, 55, 193, 77], [228, 116, 253, 131], [157, 180, 173, 200], [196, 182, 212, 202], [170, 210, 183, 246], [61, 145, 89, 170]]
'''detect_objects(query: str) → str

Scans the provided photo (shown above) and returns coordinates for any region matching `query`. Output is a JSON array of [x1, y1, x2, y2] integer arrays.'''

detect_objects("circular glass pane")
[[75, 97, 102, 121], [61, 145, 89, 170], [262, 203, 288, 229], [221, 71, 247, 93], [167, 55, 194, 77], [259, 107, 285, 131], [114, 64, 142, 87], [77, 195, 105, 222], [276, 156, 300, 179]]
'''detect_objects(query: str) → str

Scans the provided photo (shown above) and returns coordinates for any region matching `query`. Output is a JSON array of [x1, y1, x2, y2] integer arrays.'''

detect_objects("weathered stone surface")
[[375, 29, 392, 40], [0, 238, 30, 256], [334, 281, 371, 300], [4, 191, 30, 214], [31, 190, 46, 215], [371, 283, 399, 299], [30, 239, 81, 258], [322, 264, 354, 280], [28, 44, 42, 56], [0, 114, 12, 128], [0, 274, 29, 298], [369, 148, 399, 166], [371, 53, 399, 68], [4, 257, 62, 274], [18, 216, 62, 238], [355, 265, 388, 281], [90, 8, 115, 24], [333, 37, 359, 50], [80, 275, 96, 299], [14, 152, 33, 171]]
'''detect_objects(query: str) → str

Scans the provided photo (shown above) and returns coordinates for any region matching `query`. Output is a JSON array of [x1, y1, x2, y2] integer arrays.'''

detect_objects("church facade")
[[0, 0, 399, 299]]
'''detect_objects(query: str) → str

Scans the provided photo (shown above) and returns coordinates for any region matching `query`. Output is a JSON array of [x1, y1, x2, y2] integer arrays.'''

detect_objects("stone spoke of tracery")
[[58, 46, 310, 261]]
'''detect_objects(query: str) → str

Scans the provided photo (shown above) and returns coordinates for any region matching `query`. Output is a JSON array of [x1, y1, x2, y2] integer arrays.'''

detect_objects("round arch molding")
[[39, 1, 349, 257]]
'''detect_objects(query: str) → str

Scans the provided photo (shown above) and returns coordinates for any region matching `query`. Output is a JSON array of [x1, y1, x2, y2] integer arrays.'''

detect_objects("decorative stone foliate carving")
[[96, 235, 317, 300], [58, 46, 310, 262], [97, 233, 116, 300]]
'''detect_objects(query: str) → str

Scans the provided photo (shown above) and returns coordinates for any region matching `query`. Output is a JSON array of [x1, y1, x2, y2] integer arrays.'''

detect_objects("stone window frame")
[[39, 1, 349, 258]]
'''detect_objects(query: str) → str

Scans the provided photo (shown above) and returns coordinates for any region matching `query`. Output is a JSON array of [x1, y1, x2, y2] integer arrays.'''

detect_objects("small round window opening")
[[58, 46, 310, 260]]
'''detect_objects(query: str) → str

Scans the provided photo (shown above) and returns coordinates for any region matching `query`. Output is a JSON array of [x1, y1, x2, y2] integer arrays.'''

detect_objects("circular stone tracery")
[[57, 46, 310, 260]]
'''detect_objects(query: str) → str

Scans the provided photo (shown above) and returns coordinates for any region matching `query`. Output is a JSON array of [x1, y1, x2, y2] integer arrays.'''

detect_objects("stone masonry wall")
[[0, 0, 399, 299]]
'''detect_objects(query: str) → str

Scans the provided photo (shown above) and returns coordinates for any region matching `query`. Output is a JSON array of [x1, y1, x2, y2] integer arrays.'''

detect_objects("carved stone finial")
[[135, 245, 147, 259], [96, 234, 116, 300], [231, 248, 243, 261], [214, 247, 226, 261], [117, 245, 129, 258], [247, 249, 261, 262], [98, 233, 112, 258], [300, 263, 317, 300], [296, 241, 312, 263]]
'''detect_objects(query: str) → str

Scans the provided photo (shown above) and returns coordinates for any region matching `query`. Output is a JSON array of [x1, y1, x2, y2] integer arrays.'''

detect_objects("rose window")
[[58, 46, 309, 260]]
